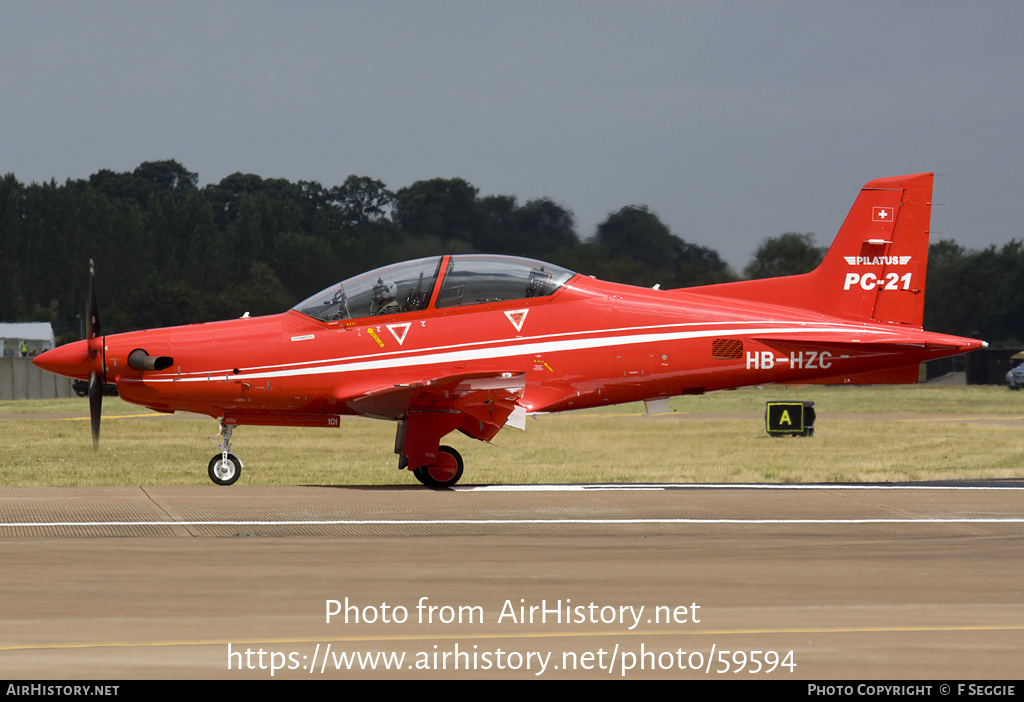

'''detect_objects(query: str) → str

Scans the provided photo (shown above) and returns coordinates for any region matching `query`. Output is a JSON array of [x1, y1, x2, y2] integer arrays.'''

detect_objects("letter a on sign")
[[766, 401, 812, 437]]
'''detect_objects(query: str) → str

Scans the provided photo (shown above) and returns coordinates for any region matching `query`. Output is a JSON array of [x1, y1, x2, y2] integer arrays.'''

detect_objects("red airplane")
[[35, 172, 985, 488]]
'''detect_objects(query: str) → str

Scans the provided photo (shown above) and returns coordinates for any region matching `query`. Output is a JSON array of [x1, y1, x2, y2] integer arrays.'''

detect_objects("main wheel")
[[412, 445, 464, 488], [208, 453, 242, 486]]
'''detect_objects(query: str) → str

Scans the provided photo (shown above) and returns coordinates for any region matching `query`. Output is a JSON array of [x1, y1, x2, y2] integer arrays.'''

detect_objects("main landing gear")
[[395, 416, 466, 488], [207, 421, 243, 486], [411, 445, 464, 488]]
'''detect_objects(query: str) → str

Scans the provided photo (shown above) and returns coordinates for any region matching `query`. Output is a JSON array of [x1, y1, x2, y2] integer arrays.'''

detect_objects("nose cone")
[[33, 340, 95, 380]]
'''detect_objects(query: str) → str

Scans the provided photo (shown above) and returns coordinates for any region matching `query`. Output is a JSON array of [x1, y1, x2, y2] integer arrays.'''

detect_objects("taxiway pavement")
[[1, 483, 1022, 679]]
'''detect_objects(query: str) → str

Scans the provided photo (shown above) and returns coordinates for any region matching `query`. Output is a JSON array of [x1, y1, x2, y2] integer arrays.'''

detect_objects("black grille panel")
[[711, 338, 743, 360]]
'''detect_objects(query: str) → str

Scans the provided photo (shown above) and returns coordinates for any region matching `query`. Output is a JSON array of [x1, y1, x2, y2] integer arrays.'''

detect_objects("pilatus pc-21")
[[36, 173, 984, 488]]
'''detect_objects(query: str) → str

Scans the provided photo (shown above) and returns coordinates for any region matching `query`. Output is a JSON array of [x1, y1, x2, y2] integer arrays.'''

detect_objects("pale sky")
[[2, 1, 1022, 271]]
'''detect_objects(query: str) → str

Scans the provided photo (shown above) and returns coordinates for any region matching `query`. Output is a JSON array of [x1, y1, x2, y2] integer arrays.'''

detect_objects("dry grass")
[[2, 385, 1023, 486]]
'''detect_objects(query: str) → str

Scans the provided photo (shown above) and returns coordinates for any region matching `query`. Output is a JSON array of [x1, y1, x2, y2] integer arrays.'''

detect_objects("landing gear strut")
[[208, 421, 243, 486]]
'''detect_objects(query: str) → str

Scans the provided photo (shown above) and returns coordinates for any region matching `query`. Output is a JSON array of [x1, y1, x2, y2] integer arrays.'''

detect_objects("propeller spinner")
[[33, 261, 177, 451], [32, 261, 106, 450]]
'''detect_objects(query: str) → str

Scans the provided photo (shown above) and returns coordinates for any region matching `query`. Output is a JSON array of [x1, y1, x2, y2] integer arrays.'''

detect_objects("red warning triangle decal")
[[504, 309, 529, 332], [386, 322, 410, 345]]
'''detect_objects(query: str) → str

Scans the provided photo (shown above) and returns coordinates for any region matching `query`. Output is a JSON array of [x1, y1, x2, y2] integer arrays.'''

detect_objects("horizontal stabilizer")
[[797, 365, 921, 385]]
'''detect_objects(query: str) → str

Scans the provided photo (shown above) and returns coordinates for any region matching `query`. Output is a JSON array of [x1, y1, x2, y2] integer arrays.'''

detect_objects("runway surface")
[[1, 482, 1022, 680]]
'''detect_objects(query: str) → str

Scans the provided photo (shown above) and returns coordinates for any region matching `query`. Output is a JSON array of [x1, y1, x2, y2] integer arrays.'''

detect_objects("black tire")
[[208, 453, 242, 486], [412, 445, 464, 488]]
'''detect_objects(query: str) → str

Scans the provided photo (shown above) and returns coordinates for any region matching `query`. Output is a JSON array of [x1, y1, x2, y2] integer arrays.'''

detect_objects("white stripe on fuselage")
[[143, 320, 904, 384]]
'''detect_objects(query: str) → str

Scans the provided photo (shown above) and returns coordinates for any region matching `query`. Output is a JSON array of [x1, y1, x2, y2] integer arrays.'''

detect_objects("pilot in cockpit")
[[370, 277, 400, 315]]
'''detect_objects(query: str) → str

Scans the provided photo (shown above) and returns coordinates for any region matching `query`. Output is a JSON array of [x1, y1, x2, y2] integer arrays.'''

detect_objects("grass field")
[[2, 385, 1022, 486]]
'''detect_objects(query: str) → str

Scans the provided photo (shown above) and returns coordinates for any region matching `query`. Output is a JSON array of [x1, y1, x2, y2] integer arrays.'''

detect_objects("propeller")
[[86, 259, 103, 451]]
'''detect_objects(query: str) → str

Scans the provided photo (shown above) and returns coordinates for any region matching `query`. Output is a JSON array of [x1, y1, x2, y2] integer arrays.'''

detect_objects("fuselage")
[[37, 271, 983, 426]]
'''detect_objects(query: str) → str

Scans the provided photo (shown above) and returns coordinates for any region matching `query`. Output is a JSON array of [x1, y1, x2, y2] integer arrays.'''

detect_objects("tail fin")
[[687, 172, 933, 328], [811, 172, 932, 327]]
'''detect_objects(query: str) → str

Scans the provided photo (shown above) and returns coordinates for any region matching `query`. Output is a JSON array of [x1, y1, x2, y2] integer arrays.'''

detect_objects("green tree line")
[[1, 161, 1021, 346]]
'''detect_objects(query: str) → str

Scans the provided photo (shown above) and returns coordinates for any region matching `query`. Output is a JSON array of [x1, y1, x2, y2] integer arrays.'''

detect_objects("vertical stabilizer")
[[811, 172, 932, 327], [685, 173, 934, 328]]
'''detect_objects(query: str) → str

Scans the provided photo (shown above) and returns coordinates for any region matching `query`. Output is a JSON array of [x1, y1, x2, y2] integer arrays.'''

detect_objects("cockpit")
[[293, 254, 576, 323]]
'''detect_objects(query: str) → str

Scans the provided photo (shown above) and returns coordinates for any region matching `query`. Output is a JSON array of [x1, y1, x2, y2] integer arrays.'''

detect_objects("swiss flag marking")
[[872, 206, 895, 222]]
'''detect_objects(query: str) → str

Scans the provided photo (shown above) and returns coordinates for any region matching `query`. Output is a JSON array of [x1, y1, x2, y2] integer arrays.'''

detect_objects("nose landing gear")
[[208, 421, 243, 486]]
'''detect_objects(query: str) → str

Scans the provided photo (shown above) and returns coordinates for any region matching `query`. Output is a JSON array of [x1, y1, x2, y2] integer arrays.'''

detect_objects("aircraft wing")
[[342, 371, 528, 438]]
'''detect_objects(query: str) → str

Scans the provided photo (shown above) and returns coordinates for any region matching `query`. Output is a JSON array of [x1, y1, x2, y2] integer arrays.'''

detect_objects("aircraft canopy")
[[294, 255, 575, 322]]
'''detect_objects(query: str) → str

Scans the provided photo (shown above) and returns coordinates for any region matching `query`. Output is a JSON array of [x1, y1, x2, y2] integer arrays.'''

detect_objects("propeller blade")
[[87, 259, 101, 340], [89, 370, 102, 451], [86, 259, 104, 451]]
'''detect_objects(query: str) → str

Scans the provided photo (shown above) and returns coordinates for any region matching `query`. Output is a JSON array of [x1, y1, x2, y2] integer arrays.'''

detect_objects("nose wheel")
[[412, 445, 464, 488], [208, 452, 242, 486], [207, 421, 243, 486]]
